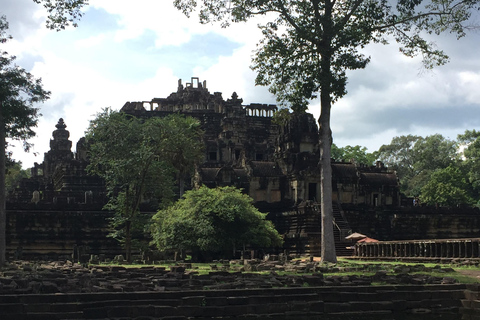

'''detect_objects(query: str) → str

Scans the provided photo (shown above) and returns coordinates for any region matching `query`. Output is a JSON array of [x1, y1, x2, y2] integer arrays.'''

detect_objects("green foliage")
[[272, 107, 293, 126], [376, 134, 457, 197], [1, 16, 50, 149], [332, 144, 376, 165], [458, 129, 480, 206], [161, 114, 204, 197], [85, 109, 203, 261], [151, 186, 283, 257], [174, 0, 477, 109], [5, 161, 29, 193], [420, 165, 475, 207], [1, 16, 50, 266], [173, 0, 479, 263], [33, 0, 87, 30], [413, 134, 458, 173]]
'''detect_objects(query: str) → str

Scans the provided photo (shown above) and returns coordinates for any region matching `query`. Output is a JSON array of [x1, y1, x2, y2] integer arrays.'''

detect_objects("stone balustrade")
[[354, 238, 480, 259]]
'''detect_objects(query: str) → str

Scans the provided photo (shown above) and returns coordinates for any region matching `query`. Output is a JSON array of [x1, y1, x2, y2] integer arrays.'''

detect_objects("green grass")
[[92, 257, 480, 284]]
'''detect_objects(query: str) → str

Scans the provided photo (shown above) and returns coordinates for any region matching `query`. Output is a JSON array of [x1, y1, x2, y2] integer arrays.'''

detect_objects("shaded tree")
[[151, 186, 283, 261], [5, 161, 29, 193], [376, 134, 457, 196], [85, 109, 203, 262], [0, 16, 50, 265], [458, 129, 480, 206], [376, 135, 421, 182], [332, 144, 376, 165], [413, 134, 458, 173], [174, 0, 478, 262], [420, 165, 474, 207], [161, 115, 204, 197]]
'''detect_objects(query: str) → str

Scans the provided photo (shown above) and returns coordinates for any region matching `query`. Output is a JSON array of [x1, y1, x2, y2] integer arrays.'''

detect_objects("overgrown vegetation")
[[85, 109, 203, 262], [151, 186, 283, 261], [374, 132, 480, 206], [94, 258, 480, 284]]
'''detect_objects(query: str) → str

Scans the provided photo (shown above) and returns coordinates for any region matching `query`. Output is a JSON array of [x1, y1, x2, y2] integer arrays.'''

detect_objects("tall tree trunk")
[[125, 220, 132, 263], [0, 109, 6, 266], [319, 92, 337, 263], [178, 172, 185, 198], [318, 5, 337, 262]]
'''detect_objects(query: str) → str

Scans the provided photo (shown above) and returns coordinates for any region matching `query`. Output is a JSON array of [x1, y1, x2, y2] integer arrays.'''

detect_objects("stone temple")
[[6, 77, 479, 259]]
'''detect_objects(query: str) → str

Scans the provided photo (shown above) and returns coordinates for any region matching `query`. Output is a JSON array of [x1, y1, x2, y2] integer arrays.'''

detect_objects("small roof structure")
[[345, 232, 367, 240], [357, 237, 379, 243]]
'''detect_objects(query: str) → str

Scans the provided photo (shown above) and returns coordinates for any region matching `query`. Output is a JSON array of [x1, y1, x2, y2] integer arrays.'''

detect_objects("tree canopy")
[[0, 16, 50, 265], [173, 0, 479, 262], [420, 165, 475, 207], [33, 0, 87, 30], [331, 144, 376, 165], [85, 109, 203, 261], [458, 129, 480, 206], [376, 134, 458, 197], [151, 186, 283, 260]]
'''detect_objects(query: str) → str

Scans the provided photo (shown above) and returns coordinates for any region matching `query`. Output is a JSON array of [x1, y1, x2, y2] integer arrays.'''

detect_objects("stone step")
[[0, 285, 468, 319]]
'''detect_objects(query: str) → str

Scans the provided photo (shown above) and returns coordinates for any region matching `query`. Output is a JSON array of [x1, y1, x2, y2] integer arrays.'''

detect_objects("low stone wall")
[[344, 205, 480, 241], [5, 209, 122, 259], [0, 284, 468, 320], [462, 284, 480, 318], [6, 204, 480, 259], [0, 260, 475, 319], [354, 238, 480, 259]]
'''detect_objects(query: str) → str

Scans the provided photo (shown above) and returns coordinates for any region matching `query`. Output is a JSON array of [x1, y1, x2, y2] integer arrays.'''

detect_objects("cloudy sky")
[[2, 0, 480, 168]]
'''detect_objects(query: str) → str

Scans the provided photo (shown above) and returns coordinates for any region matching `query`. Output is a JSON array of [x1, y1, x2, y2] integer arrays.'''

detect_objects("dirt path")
[[457, 269, 480, 282]]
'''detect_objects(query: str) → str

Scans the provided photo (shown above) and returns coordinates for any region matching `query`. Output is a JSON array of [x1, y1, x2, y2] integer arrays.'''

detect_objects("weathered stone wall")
[[5, 207, 122, 259], [0, 283, 467, 319], [344, 205, 480, 241], [6, 204, 480, 259]]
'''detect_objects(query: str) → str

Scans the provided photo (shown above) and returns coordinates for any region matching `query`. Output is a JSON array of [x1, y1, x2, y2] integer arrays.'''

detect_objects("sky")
[[2, 0, 480, 169]]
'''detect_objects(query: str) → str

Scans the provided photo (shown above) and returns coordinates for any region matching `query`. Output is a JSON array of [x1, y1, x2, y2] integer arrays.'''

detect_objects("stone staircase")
[[0, 284, 467, 320], [332, 202, 354, 256], [277, 202, 354, 256]]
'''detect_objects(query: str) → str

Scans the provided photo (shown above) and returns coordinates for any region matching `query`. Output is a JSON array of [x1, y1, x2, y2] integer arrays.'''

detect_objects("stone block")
[[284, 310, 310, 319], [134, 305, 156, 317], [201, 306, 226, 317], [82, 307, 108, 319], [50, 302, 81, 313], [223, 304, 254, 316], [0, 303, 25, 314], [205, 296, 227, 306], [349, 301, 393, 312], [404, 300, 423, 309], [471, 299, 480, 309], [466, 284, 480, 291], [154, 305, 176, 317], [289, 301, 309, 311], [24, 303, 51, 313], [307, 301, 324, 313], [264, 302, 290, 314], [462, 299, 472, 308], [465, 290, 480, 301], [324, 302, 352, 313], [181, 296, 206, 306], [178, 306, 205, 317], [391, 300, 407, 312], [227, 296, 249, 305]]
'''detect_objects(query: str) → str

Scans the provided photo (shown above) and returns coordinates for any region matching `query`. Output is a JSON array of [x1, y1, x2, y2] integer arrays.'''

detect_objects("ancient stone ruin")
[[5, 77, 480, 260]]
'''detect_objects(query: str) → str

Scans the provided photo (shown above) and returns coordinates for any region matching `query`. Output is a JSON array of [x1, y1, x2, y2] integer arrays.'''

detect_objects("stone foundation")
[[0, 284, 468, 320]]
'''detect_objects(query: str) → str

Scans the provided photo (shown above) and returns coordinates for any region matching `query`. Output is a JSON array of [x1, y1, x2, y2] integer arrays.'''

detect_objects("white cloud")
[[75, 34, 107, 48], [4, 0, 480, 168]]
